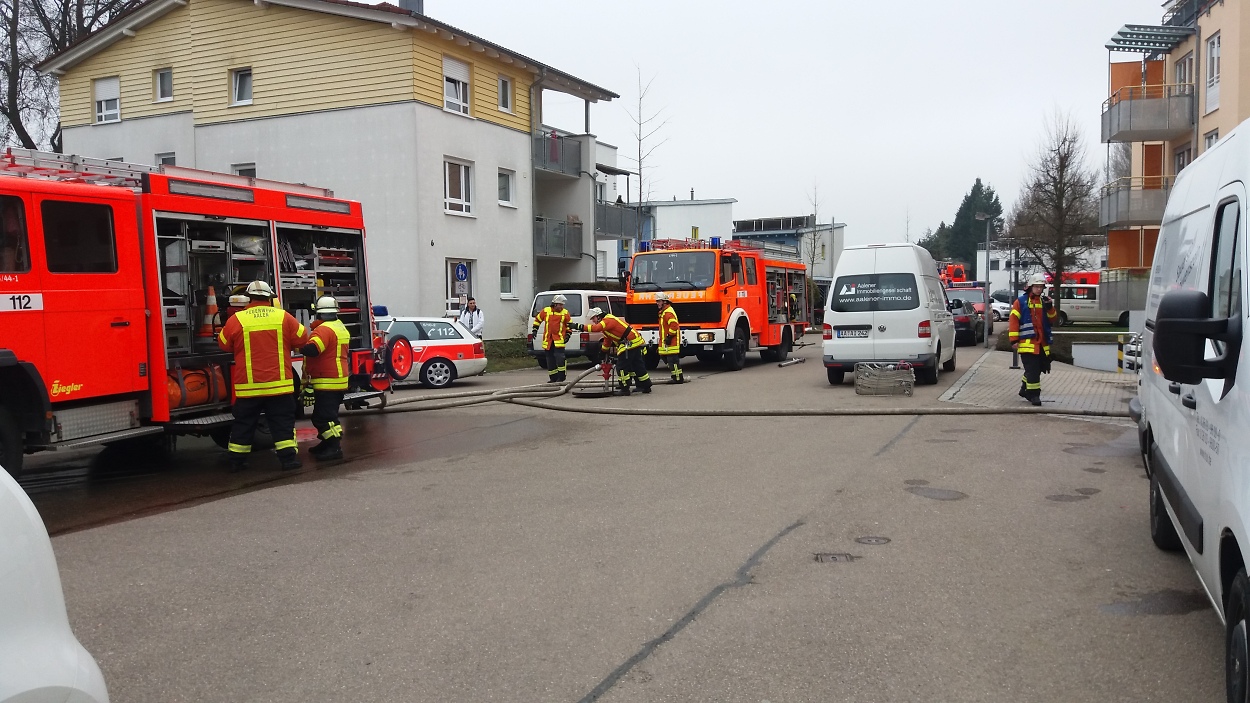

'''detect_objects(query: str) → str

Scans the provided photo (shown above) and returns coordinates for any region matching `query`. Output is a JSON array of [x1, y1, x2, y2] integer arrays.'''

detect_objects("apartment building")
[[38, 0, 617, 338], [1102, 0, 1250, 277]]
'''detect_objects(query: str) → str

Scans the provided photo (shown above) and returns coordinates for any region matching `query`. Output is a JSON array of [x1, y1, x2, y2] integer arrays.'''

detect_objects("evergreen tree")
[[945, 179, 1003, 265]]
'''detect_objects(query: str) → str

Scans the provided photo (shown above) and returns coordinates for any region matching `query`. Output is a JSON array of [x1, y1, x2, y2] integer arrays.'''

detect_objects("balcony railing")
[[534, 131, 581, 176], [534, 217, 583, 259], [1101, 83, 1194, 143], [595, 201, 640, 239], [1100, 176, 1175, 228]]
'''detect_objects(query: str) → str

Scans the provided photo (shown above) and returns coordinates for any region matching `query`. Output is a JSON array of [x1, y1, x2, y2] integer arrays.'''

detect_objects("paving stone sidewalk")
[[942, 350, 1137, 419]]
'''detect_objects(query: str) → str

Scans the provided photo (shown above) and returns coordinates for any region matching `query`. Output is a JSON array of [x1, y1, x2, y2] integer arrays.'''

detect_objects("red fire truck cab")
[[0, 149, 392, 474]]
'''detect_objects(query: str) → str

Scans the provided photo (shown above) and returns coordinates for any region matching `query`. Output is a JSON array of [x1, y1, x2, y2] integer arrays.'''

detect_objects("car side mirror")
[[1153, 289, 1235, 384]]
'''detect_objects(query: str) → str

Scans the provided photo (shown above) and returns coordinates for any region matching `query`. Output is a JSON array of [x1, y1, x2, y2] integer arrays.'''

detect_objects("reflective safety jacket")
[[589, 314, 644, 353], [533, 306, 571, 350], [303, 318, 351, 390], [217, 302, 308, 398], [1008, 293, 1056, 355], [658, 305, 681, 355]]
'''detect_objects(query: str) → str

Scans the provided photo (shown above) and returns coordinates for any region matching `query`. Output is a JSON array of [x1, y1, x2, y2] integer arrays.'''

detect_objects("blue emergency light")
[[709, 237, 721, 248]]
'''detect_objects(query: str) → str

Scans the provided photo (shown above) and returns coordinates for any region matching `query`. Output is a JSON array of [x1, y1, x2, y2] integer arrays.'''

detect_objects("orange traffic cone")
[[197, 285, 218, 338]]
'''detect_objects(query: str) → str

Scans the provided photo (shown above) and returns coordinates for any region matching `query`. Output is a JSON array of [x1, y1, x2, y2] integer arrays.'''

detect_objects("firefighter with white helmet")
[[586, 306, 652, 394], [655, 292, 684, 384], [532, 293, 572, 382], [216, 279, 309, 472], [299, 295, 350, 461], [1009, 273, 1058, 406]]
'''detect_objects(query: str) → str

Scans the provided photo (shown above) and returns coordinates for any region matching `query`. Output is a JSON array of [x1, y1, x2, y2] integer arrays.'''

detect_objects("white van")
[[822, 243, 956, 385], [1135, 115, 1250, 700], [1054, 283, 1129, 326], [528, 289, 626, 366]]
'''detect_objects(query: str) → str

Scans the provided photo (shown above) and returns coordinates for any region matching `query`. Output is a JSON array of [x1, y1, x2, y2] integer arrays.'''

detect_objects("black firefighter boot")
[[277, 449, 303, 471], [1028, 390, 1042, 407], [228, 453, 249, 474], [313, 438, 343, 462]]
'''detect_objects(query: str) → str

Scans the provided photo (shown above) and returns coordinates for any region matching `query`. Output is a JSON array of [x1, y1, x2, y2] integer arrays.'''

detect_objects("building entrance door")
[[446, 259, 473, 316]]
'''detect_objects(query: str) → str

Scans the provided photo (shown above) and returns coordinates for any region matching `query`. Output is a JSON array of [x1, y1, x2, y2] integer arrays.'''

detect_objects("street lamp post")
[[974, 212, 994, 349]]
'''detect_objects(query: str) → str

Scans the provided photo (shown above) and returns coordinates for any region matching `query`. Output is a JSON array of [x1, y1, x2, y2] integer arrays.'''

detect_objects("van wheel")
[[1227, 569, 1250, 703], [942, 344, 957, 372], [723, 324, 748, 371], [1118, 311, 1130, 327], [1150, 472, 1183, 551], [1057, 311, 1069, 327], [827, 369, 845, 386], [916, 346, 940, 385], [0, 406, 23, 475]]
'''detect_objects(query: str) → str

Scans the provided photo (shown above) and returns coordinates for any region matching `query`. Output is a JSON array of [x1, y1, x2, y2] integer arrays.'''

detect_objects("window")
[[42, 201, 117, 273], [990, 259, 1000, 271], [156, 152, 176, 166], [1176, 144, 1193, 173], [831, 273, 920, 312], [443, 57, 470, 114], [744, 256, 757, 285], [0, 196, 30, 273], [500, 262, 514, 296], [154, 68, 173, 101], [498, 75, 512, 112], [444, 160, 472, 214], [596, 182, 606, 202], [1211, 200, 1241, 321], [532, 293, 582, 317], [94, 77, 120, 123], [417, 320, 463, 340], [607, 296, 626, 316], [1175, 52, 1194, 89], [231, 68, 252, 105], [1205, 130, 1220, 151], [820, 243, 827, 260], [498, 169, 514, 205], [1206, 34, 1220, 112], [232, 163, 257, 178], [1059, 286, 1096, 301]]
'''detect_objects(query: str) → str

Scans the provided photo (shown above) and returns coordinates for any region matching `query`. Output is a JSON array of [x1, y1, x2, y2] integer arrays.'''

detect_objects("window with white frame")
[[94, 77, 120, 123], [444, 57, 470, 115], [231, 68, 253, 105], [156, 152, 176, 166], [444, 159, 472, 214], [498, 75, 512, 112], [1176, 144, 1193, 173], [1206, 33, 1221, 112], [500, 262, 515, 296], [154, 68, 173, 102], [596, 182, 606, 202], [232, 163, 257, 178], [497, 169, 514, 205], [1175, 52, 1193, 89], [1205, 129, 1220, 151]]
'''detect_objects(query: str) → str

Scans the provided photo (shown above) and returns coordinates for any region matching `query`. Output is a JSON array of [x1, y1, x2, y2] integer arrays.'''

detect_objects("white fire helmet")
[[551, 294, 568, 305], [587, 307, 605, 319], [245, 280, 275, 298], [1027, 274, 1048, 287], [655, 292, 671, 304], [314, 296, 339, 313]]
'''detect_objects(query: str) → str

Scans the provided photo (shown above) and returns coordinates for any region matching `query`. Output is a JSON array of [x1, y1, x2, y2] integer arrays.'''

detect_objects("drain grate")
[[814, 552, 858, 563], [854, 536, 891, 545]]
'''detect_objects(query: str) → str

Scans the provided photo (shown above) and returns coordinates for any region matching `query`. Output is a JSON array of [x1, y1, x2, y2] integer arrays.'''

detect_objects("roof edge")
[[39, 0, 187, 75]]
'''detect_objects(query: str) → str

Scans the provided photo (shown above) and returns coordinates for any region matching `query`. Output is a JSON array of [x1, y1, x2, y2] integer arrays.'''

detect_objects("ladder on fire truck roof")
[[0, 147, 335, 198], [647, 237, 803, 263]]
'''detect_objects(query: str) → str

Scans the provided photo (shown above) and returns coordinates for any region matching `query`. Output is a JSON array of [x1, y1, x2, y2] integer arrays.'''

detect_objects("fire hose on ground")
[[342, 365, 1131, 419]]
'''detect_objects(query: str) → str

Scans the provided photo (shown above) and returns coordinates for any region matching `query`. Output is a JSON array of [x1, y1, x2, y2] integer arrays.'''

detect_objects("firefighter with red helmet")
[[300, 295, 350, 462], [656, 292, 684, 384], [532, 293, 572, 383], [216, 280, 309, 472], [586, 306, 652, 395]]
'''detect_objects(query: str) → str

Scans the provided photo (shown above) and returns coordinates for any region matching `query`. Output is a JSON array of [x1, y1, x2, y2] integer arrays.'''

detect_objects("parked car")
[[1134, 115, 1250, 702], [0, 465, 110, 702], [376, 316, 487, 389], [527, 290, 626, 366], [948, 298, 985, 346], [990, 299, 1012, 321], [822, 243, 956, 385], [945, 285, 993, 336]]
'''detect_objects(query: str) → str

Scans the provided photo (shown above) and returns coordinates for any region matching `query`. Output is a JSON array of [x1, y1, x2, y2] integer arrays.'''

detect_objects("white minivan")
[[528, 289, 626, 366], [822, 243, 956, 385], [1135, 115, 1250, 700]]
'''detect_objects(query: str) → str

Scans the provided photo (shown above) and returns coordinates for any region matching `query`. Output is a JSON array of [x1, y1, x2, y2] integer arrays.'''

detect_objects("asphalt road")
[[36, 338, 1223, 701]]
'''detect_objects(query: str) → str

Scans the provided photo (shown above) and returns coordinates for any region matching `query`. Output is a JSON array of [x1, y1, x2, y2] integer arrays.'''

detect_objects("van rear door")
[[827, 255, 880, 360]]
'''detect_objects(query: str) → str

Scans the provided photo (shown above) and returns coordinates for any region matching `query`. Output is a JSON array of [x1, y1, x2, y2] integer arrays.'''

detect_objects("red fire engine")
[[0, 149, 398, 474], [625, 238, 808, 369]]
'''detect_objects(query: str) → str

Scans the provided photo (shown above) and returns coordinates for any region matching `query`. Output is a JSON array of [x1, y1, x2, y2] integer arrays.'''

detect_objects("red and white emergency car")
[[0, 148, 397, 473]]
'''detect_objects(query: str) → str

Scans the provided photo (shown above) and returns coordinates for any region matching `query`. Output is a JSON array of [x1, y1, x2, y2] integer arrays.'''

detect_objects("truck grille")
[[625, 302, 723, 325]]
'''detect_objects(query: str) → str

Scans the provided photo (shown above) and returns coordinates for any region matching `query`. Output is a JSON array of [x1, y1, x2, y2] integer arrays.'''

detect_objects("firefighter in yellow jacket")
[[1009, 273, 1058, 406], [300, 296, 350, 461], [586, 306, 652, 395], [532, 293, 572, 383], [656, 292, 684, 384]]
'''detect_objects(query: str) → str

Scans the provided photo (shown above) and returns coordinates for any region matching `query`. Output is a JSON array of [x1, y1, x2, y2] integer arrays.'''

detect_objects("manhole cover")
[[855, 536, 891, 545], [814, 553, 858, 563]]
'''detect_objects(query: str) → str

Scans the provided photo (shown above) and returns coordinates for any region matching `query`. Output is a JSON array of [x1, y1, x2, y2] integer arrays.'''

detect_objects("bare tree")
[[1106, 141, 1133, 183], [622, 67, 667, 239], [1006, 112, 1101, 313], [0, 0, 141, 150], [800, 184, 825, 322]]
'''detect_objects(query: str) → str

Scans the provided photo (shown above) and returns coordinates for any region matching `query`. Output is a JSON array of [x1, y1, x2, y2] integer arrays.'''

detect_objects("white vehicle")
[[0, 466, 110, 702], [1134, 115, 1250, 701], [991, 300, 1012, 322], [1054, 283, 1129, 327], [528, 290, 626, 365], [375, 316, 488, 389], [822, 243, 956, 385]]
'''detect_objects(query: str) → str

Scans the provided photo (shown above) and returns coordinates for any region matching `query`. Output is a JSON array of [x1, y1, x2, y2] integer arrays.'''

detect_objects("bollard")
[[1117, 335, 1124, 374]]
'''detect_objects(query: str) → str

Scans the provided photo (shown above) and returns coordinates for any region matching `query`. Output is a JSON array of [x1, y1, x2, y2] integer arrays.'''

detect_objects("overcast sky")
[[425, 0, 1160, 246]]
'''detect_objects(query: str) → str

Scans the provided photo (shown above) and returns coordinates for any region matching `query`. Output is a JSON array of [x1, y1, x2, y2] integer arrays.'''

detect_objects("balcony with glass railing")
[[533, 130, 581, 176], [534, 217, 583, 259], [595, 201, 640, 240], [1100, 176, 1174, 228], [1101, 84, 1194, 143]]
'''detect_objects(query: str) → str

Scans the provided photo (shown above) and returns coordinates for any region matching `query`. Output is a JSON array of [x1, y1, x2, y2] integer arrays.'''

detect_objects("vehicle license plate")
[[837, 329, 869, 338]]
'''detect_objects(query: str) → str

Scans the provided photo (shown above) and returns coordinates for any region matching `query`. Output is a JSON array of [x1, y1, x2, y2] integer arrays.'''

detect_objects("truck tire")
[[0, 405, 23, 475], [723, 324, 748, 371]]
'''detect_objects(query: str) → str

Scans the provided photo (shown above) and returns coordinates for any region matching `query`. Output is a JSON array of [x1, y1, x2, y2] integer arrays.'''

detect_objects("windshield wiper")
[[662, 280, 698, 290], [633, 280, 660, 291]]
